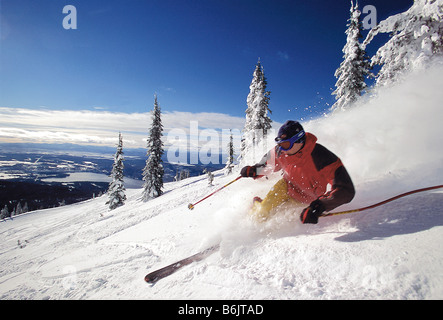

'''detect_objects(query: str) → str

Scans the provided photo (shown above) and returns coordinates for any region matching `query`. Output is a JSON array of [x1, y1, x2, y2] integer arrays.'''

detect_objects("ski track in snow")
[[1, 65, 443, 300]]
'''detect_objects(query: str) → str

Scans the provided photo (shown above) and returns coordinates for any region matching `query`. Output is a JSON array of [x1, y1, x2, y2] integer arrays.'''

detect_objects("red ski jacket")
[[256, 132, 355, 211]]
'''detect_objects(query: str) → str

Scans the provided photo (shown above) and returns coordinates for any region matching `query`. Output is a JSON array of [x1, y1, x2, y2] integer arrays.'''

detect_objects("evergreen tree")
[[22, 202, 28, 213], [15, 202, 23, 216], [240, 59, 272, 165], [332, 0, 371, 111], [175, 169, 190, 182], [180, 169, 190, 181], [207, 170, 214, 186], [1, 205, 9, 220], [364, 0, 443, 86], [203, 168, 214, 186], [174, 170, 180, 182], [106, 132, 126, 210], [142, 95, 165, 200], [224, 130, 235, 175]]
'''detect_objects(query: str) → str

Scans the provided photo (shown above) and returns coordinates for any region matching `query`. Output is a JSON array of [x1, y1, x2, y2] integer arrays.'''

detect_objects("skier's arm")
[[318, 165, 355, 212], [300, 161, 355, 224], [311, 144, 355, 212], [255, 146, 281, 176], [240, 147, 280, 178]]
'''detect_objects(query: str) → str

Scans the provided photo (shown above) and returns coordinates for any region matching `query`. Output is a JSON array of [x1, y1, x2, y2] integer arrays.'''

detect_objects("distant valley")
[[0, 143, 224, 216]]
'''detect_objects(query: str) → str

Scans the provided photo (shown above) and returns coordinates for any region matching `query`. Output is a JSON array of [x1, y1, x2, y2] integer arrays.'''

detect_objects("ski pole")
[[188, 176, 242, 210], [322, 184, 443, 218]]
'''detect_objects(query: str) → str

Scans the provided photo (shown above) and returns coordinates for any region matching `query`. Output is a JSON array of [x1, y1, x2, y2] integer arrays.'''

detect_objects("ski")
[[144, 244, 220, 284]]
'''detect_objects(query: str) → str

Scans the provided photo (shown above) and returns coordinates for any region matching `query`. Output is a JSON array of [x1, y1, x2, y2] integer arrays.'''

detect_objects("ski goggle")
[[276, 130, 305, 151]]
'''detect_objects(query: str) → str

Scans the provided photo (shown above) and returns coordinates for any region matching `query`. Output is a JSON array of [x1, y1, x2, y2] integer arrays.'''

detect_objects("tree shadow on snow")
[[332, 192, 443, 242]]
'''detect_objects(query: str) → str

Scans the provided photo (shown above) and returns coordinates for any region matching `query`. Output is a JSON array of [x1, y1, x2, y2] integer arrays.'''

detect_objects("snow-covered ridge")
[[0, 64, 442, 299]]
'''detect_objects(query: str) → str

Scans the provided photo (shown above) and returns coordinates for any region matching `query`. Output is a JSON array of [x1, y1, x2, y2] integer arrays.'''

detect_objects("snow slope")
[[1, 65, 443, 300]]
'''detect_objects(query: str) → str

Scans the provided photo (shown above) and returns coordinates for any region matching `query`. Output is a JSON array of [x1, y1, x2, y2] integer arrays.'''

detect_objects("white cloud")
[[0, 127, 118, 145], [0, 107, 246, 149]]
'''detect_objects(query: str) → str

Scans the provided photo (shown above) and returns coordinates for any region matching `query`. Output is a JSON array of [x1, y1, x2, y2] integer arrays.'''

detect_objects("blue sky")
[[0, 0, 413, 148]]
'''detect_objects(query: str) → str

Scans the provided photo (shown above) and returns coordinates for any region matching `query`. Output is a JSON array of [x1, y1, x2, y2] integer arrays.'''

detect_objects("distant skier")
[[241, 120, 355, 224]]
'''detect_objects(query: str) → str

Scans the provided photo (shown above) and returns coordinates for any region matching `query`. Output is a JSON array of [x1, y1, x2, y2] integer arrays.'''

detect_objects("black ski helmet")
[[275, 120, 305, 142]]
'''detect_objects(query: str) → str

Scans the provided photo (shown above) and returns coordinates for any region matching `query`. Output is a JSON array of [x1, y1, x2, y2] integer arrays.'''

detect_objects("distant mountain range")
[[0, 142, 226, 215]]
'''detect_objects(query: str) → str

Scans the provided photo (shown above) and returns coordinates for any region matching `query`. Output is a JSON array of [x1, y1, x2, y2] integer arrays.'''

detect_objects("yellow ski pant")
[[250, 178, 301, 221]]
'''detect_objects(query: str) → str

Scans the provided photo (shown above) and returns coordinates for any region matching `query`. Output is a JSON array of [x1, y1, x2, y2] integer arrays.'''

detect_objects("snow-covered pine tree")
[[179, 169, 190, 181], [174, 169, 189, 182], [332, 0, 371, 111], [224, 130, 235, 175], [1, 205, 9, 220], [363, 0, 443, 86], [207, 170, 214, 186], [240, 59, 272, 165], [203, 168, 214, 186], [15, 202, 23, 216], [106, 132, 126, 210], [142, 95, 165, 200]]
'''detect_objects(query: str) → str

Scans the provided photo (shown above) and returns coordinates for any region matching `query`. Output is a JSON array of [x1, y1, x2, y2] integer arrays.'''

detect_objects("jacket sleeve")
[[254, 146, 281, 176], [311, 144, 355, 212], [318, 165, 355, 212]]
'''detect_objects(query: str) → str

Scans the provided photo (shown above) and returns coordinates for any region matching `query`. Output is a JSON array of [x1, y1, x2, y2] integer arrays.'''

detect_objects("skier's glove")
[[300, 199, 326, 224], [240, 165, 257, 178]]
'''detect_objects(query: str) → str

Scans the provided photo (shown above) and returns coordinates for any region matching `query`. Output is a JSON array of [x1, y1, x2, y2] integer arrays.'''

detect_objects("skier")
[[240, 120, 355, 224]]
